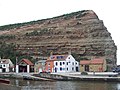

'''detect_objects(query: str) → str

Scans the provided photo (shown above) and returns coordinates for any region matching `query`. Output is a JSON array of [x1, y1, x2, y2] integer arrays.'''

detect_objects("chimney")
[[50, 51, 53, 56]]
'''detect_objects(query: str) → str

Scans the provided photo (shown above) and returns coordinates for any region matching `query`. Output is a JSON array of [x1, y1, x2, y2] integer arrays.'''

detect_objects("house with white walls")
[[0, 58, 14, 72], [16, 59, 34, 73], [45, 54, 79, 73]]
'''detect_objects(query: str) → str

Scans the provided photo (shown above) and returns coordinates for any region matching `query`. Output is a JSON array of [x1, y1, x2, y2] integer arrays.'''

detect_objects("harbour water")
[[5, 79, 120, 90]]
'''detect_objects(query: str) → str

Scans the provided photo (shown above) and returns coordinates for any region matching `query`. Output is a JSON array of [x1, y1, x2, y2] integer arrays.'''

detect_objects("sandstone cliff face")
[[0, 10, 117, 71]]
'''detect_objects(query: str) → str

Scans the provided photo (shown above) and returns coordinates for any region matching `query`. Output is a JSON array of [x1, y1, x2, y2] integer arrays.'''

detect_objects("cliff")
[[0, 10, 117, 70]]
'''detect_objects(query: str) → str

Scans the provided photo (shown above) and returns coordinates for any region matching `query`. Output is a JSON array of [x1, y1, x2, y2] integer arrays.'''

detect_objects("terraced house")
[[45, 54, 79, 73], [80, 57, 107, 72]]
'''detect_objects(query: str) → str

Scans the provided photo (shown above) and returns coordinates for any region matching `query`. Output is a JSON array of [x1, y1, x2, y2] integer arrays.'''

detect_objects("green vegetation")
[[0, 42, 32, 64], [72, 53, 81, 62], [72, 53, 90, 62], [81, 71, 88, 75], [0, 20, 44, 31], [106, 59, 113, 64], [25, 28, 50, 36], [63, 10, 87, 20], [0, 42, 16, 64], [0, 10, 87, 31], [0, 35, 15, 40]]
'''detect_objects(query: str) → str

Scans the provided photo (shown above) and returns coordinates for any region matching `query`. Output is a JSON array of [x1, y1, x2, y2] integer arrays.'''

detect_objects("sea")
[[4, 79, 120, 90]]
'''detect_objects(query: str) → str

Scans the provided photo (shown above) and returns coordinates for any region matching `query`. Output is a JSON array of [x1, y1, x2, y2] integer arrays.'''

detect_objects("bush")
[[81, 71, 88, 75]]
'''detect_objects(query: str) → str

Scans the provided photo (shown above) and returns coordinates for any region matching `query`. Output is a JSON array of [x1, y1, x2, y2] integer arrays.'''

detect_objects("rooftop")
[[18, 59, 34, 65], [80, 58, 104, 65]]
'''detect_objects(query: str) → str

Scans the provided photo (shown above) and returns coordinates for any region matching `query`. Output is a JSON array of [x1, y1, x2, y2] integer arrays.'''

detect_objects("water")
[[9, 79, 120, 90]]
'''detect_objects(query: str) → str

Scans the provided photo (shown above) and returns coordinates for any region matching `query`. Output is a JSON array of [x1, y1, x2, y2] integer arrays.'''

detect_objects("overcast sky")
[[0, 0, 120, 64]]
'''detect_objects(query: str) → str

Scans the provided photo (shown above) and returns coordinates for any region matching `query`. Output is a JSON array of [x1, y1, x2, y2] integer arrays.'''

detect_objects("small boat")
[[0, 78, 10, 84]]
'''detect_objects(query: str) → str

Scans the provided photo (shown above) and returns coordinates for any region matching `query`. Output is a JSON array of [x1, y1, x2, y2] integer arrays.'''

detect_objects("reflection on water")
[[9, 79, 120, 90]]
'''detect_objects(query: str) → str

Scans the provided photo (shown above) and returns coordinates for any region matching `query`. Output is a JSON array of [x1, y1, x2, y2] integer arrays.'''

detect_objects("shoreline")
[[0, 72, 120, 82]]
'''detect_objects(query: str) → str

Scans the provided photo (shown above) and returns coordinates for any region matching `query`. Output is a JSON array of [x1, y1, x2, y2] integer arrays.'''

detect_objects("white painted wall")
[[0, 69, 2, 72], [53, 55, 79, 73], [27, 65, 30, 73], [0, 64, 10, 72], [16, 65, 19, 73], [54, 61, 66, 73], [6, 64, 9, 72]]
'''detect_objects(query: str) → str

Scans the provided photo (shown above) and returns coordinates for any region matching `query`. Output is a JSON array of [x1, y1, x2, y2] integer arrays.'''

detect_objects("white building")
[[53, 55, 79, 73], [16, 59, 34, 73], [0, 58, 14, 72]]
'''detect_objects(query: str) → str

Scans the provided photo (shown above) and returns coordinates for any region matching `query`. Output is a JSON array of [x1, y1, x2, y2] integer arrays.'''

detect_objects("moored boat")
[[0, 78, 10, 84]]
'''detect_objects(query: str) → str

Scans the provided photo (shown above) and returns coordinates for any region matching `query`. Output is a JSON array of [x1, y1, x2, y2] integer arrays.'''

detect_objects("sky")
[[0, 0, 120, 64]]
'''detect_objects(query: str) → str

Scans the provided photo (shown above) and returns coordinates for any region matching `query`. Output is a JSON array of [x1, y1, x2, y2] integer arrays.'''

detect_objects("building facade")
[[34, 60, 46, 73], [0, 58, 14, 72], [45, 55, 79, 73], [80, 58, 106, 72], [16, 59, 34, 73]]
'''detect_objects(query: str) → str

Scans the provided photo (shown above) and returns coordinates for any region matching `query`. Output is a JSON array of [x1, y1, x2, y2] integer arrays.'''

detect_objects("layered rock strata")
[[0, 10, 117, 71]]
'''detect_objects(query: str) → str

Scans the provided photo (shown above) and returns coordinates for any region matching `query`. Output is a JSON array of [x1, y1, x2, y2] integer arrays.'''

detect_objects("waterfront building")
[[34, 60, 46, 73], [80, 57, 106, 72], [0, 58, 14, 72], [16, 59, 34, 73], [45, 54, 79, 73]]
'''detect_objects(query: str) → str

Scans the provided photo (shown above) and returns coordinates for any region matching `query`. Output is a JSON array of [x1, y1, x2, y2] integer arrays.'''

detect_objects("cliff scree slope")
[[0, 10, 117, 70]]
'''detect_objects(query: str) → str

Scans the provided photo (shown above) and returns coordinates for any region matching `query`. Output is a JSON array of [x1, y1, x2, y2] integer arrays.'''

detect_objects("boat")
[[0, 78, 10, 84]]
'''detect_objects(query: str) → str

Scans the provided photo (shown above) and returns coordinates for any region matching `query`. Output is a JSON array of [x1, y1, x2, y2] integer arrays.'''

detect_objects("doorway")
[[85, 65, 89, 71], [19, 65, 27, 72], [76, 67, 79, 72]]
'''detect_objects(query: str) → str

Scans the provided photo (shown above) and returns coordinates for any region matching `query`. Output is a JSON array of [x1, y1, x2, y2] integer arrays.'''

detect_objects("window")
[[57, 56, 60, 59], [63, 68, 65, 70], [57, 56, 64, 59], [48, 63, 50, 66], [0, 65, 2, 68], [3, 65, 5, 67], [56, 62, 58, 66], [60, 67, 62, 71], [63, 62, 65, 65], [72, 62, 74, 65], [67, 62, 68, 65], [60, 62, 62, 66], [67, 68, 68, 71], [48, 68, 50, 71], [72, 67, 74, 71], [50, 56, 55, 59]]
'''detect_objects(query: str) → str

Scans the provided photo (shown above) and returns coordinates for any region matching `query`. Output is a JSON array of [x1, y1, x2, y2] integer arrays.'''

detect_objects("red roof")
[[90, 59, 104, 64], [80, 60, 90, 65], [18, 59, 34, 65], [80, 58, 104, 65]]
